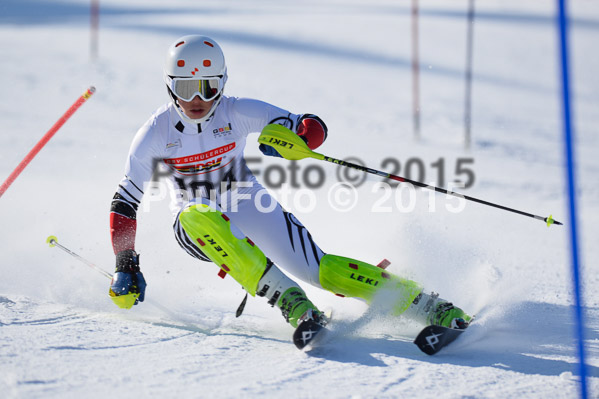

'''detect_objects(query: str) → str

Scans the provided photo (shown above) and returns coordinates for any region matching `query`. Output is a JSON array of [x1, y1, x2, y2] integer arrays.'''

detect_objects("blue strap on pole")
[[557, 1, 588, 398]]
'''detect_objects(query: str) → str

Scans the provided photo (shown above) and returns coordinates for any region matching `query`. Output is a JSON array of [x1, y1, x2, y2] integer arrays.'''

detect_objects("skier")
[[108, 34, 471, 339]]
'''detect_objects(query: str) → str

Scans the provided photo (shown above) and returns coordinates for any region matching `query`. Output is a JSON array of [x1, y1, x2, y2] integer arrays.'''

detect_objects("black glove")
[[109, 249, 146, 309]]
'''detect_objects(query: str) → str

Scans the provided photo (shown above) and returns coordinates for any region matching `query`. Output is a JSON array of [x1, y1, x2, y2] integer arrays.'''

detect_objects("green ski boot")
[[404, 291, 472, 329], [278, 287, 325, 328], [429, 301, 472, 329]]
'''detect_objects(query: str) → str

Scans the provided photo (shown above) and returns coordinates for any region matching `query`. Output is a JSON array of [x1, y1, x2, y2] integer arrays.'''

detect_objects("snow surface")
[[1, 0, 598, 398]]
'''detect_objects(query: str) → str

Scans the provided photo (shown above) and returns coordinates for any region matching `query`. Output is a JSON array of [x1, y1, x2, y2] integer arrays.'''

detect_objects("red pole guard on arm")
[[0, 86, 96, 198]]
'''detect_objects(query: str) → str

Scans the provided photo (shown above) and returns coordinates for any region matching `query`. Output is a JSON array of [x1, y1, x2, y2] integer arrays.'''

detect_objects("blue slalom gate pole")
[[556, 1, 588, 398], [464, 0, 475, 149]]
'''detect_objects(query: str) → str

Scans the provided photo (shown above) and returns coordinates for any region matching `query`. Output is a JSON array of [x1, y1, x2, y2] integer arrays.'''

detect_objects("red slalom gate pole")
[[0, 86, 96, 199]]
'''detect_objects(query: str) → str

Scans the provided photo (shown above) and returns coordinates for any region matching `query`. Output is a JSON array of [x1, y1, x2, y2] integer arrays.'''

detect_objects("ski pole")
[[258, 124, 562, 227], [46, 235, 208, 331], [0, 86, 96, 199], [46, 235, 112, 279], [46, 234, 141, 308]]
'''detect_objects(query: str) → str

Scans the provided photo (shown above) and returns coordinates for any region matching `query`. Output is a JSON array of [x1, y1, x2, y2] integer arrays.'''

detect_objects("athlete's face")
[[177, 95, 214, 120]]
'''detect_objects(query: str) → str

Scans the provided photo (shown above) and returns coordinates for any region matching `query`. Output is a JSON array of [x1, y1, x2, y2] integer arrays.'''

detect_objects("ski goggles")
[[167, 76, 223, 102]]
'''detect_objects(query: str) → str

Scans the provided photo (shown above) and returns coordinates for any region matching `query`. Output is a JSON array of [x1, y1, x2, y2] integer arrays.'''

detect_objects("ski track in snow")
[[1, 0, 599, 398], [1, 293, 598, 398]]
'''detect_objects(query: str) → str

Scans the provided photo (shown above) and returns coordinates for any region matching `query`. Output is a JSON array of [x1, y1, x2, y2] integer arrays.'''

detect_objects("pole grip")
[[0, 86, 96, 198]]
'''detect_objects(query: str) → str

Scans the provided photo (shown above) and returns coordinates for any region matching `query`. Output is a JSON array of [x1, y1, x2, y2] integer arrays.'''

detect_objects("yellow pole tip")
[[46, 235, 58, 247], [546, 215, 555, 227]]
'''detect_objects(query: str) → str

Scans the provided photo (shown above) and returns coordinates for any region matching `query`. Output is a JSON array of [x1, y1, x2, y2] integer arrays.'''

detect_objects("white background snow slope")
[[1, 0, 598, 398]]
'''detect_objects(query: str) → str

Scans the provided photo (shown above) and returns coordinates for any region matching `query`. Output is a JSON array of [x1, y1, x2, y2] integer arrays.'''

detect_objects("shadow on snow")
[[305, 300, 599, 378], [4, 0, 595, 93]]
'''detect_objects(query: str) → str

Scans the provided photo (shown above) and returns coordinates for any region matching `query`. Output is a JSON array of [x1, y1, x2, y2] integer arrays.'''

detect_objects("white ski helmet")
[[163, 35, 228, 124]]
